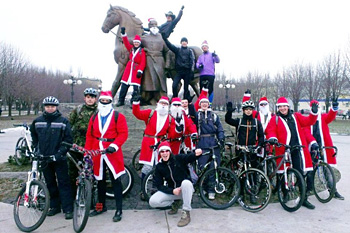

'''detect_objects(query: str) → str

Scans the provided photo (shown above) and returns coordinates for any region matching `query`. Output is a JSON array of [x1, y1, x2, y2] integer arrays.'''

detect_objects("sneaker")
[[168, 200, 181, 215], [208, 193, 215, 200], [113, 210, 122, 222], [65, 211, 73, 220], [334, 191, 345, 200], [177, 210, 191, 227], [47, 208, 61, 216], [302, 199, 315, 210], [89, 206, 107, 217]]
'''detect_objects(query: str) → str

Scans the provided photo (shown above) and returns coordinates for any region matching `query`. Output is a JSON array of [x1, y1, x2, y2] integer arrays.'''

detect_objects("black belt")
[[200, 134, 215, 137], [96, 137, 115, 142]]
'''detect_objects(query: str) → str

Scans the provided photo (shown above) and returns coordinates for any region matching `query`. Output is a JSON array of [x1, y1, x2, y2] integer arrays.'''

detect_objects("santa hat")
[[99, 91, 113, 101], [171, 97, 181, 105], [158, 96, 169, 105], [242, 93, 251, 103], [199, 97, 210, 105], [133, 35, 141, 43], [259, 96, 269, 104], [201, 40, 209, 48], [276, 96, 289, 106], [158, 141, 171, 152], [148, 18, 156, 23]]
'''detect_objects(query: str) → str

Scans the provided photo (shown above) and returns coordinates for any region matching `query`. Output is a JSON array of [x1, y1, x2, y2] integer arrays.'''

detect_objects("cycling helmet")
[[43, 96, 59, 106], [84, 88, 98, 97], [242, 100, 255, 109]]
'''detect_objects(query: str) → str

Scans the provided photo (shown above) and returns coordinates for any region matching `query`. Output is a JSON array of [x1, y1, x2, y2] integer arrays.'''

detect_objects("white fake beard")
[[170, 105, 183, 118], [150, 27, 159, 35], [98, 102, 113, 117], [156, 103, 169, 116], [260, 104, 270, 115]]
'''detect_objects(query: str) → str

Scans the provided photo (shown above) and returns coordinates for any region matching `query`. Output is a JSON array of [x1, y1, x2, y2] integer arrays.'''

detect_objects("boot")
[[116, 100, 125, 107], [177, 210, 191, 227], [302, 198, 315, 210], [168, 200, 181, 215], [334, 191, 345, 200]]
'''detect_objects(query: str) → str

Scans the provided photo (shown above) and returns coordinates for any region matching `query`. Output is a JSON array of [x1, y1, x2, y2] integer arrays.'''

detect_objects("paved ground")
[[0, 129, 349, 232]]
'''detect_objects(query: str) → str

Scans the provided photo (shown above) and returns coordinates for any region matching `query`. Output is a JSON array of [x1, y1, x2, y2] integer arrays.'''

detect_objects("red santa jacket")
[[121, 35, 146, 86], [305, 109, 338, 166], [265, 112, 317, 173], [85, 111, 128, 180], [168, 110, 197, 155], [132, 103, 171, 165]]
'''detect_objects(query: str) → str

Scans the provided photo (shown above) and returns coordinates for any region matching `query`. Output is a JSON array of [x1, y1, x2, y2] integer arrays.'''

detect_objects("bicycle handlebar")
[[62, 142, 105, 155]]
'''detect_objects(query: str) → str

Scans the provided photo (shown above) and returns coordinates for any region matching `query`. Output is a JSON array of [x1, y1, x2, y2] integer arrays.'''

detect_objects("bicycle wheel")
[[105, 165, 134, 197], [13, 180, 50, 232], [131, 149, 143, 173], [237, 168, 272, 213], [73, 179, 92, 233], [312, 162, 336, 203], [15, 137, 29, 166], [141, 169, 157, 202], [199, 167, 241, 210], [277, 168, 306, 212]]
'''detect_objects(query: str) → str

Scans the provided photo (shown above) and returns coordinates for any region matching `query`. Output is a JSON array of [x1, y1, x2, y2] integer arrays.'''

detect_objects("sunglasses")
[[260, 103, 268, 106], [173, 104, 181, 107], [160, 150, 170, 153]]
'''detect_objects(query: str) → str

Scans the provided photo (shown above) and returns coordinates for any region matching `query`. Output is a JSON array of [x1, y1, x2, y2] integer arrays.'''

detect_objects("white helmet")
[[242, 100, 255, 109], [43, 96, 59, 106]]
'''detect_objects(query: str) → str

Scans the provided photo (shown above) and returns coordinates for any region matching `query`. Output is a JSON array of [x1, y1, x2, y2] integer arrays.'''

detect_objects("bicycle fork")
[[24, 161, 39, 207]]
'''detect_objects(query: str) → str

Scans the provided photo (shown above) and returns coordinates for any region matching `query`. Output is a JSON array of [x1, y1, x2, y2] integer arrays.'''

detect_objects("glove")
[[202, 80, 209, 89], [181, 5, 184, 10], [198, 64, 204, 69], [190, 133, 198, 140], [256, 146, 262, 154], [311, 143, 319, 152], [268, 138, 278, 145], [54, 153, 65, 161], [131, 90, 141, 102], [212, 51, 217, 57], [175, 113, 182, 124], [310, 100, 319, 114], [245, 89, 251, 94], [105, 146, 116, 154], [136, 70, 142, 78], [332, 95, 339, 110], [120, 27, 126, 34], [226, 102, 233, 112]]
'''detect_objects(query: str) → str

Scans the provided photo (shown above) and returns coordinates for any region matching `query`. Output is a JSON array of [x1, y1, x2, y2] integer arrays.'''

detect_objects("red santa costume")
[[305, 103, 338, 166], [256, 97, 274, 131], [85, 91, 128, 180], [265, 97, 318, 173], [121, 34, 146, 86], [132, 96, 171, 166], [168, 97, 197, 154]]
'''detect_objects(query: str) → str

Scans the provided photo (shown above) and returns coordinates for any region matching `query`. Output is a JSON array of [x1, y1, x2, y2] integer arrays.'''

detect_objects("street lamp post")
[[63, 74, 82, 103], [218, 81, 235, 111]]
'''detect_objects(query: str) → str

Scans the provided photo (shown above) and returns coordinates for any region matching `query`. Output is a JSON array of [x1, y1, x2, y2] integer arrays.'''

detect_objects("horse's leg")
[[111, 64, 125, 98], [190, 76, 200, 97]]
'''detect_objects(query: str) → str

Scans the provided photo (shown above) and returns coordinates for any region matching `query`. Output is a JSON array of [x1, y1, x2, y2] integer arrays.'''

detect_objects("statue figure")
[[101, 5, 202, 104]]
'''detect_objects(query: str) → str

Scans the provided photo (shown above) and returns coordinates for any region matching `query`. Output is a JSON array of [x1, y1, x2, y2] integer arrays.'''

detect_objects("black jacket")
[[159, 9, 183, 38], [30, 111, 73, 157], [153, 153, 197, 195], [163, 38, 195, 71], [225, 112, 264, 147]]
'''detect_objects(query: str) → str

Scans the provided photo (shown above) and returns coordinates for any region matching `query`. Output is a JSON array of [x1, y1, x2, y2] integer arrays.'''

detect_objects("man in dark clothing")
[[149, 141, 202, 227], [162, 36, 195, 99], [159, 6, 184, 39], [30, 96, 73, 219]]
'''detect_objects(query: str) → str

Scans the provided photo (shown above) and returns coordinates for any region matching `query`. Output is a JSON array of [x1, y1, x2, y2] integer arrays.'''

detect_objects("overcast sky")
[[1, 0, 350, 90]]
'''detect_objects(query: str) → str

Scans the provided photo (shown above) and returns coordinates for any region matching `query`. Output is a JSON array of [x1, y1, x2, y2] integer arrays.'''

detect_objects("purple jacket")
[[196, 51, 220, 76]]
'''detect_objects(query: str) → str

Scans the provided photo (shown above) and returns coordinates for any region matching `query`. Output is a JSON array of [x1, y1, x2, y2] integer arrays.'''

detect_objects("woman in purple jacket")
[[196, 40, 220, 104]]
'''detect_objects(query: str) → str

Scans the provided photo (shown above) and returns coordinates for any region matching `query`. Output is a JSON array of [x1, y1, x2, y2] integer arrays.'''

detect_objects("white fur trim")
[[276, 103, 289, 106], [133, 39, 141, 43], [137, 70, 143, 74], [133, 101, 140, 105], [259, 100, 268, 104], [109, 143, 119, 152], [159, 145, 171, 152]]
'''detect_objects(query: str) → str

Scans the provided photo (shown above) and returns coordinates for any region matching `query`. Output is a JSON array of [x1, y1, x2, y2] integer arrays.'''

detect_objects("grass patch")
[[329, 119, 350, 135], [0, 162, 31, 172]]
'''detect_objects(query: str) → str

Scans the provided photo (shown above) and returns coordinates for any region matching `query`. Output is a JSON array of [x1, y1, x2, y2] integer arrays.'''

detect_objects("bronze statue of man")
[[141, 19, 170, 104]]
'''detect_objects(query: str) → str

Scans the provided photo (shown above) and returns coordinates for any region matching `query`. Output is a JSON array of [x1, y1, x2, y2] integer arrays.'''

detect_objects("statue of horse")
[[101, 5, 202, 102]]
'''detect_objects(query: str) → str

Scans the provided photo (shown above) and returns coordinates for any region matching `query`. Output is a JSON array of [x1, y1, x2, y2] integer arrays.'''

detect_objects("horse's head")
[[101, 5, 121, 33]]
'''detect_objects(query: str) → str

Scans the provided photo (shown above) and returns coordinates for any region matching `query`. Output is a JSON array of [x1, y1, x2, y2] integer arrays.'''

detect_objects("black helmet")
[[43, 96, 59, 106], [242, 100, 255, 109], [84, 88, 98, 97]]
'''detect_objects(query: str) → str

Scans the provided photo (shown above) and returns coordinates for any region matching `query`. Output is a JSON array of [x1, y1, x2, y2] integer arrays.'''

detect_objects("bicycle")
[[142, 144, 241, 210], [63, 143, 134, 233], [310, 146, 337, 203], [13, 152, 54, 232], [231, 145, 272, 213], [257, 142, 306, 212], [14, 123, 33, 166]]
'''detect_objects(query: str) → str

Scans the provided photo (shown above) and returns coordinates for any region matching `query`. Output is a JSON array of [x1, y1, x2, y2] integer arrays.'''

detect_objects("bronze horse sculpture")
[[101, 5, 202, 104]]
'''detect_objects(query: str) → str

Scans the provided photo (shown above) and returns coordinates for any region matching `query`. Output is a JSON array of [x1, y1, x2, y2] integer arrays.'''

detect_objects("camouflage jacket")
[[69, 104, 97, 146]]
